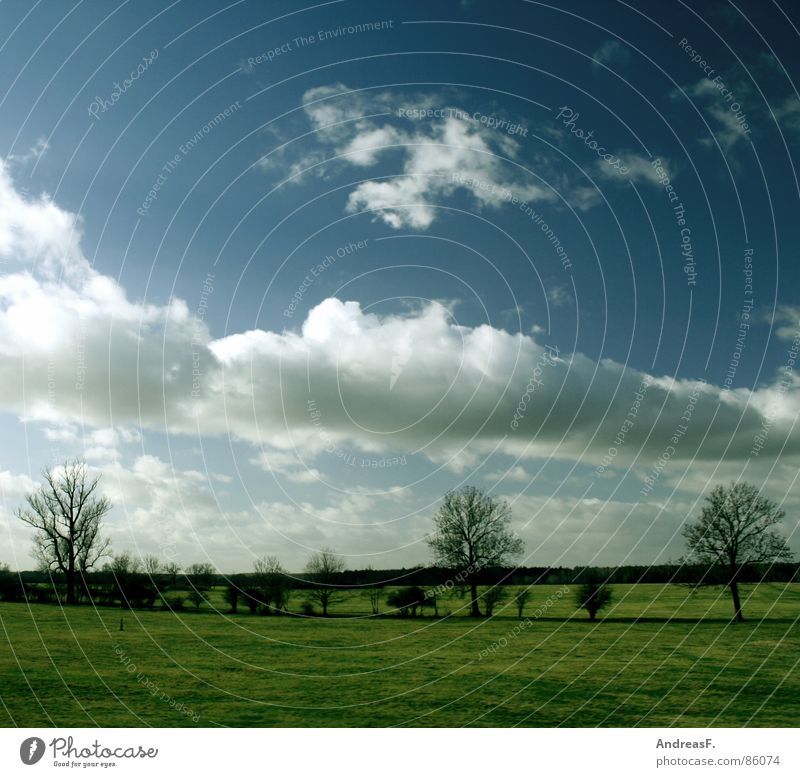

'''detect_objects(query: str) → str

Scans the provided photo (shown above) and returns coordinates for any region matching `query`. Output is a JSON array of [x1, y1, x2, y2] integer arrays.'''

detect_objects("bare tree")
[[142, 555, 162, 577], [304, 548, 345, 616], [253, 555, 289, 614], [368, 585, 383, 615], [164, 561, 181, 586], [515, 588, 531, 618], [683, 482, 794, 622], [16, 460, 111, 605], [427, 486, 524, 616], [106, 552, 158, 609], [106, 552, 141, 576], [186, 562, 215, 589], [364, 565, 383, 615]]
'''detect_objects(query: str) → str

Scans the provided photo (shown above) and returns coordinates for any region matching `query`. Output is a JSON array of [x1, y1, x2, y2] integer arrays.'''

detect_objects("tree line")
[[6, 461, 796, 622]]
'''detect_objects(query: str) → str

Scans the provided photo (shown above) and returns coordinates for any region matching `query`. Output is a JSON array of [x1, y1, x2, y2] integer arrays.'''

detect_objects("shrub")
[[386, 586, 431, 618], [574, 577, 613, 621], [223, 584, 240, 614], [481, 586, 506, 616], [242, 587, 263, 614], [187, 589, 205, 611]]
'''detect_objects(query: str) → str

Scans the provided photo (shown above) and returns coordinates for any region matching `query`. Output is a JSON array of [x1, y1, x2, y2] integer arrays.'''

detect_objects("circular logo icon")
[[19, 737, 45, 765]]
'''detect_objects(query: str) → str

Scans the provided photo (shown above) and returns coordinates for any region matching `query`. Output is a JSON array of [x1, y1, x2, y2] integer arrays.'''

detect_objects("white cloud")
[[288, 84, 614, 229], [685, 78, 752, 150], [8, 136, 49, 166], [774, 95, 800, 136], [0, 470, 37, 497], [591, 40, 631, 70], [258, 84, 673, 229], [1, 159, 799, 500], [766, 305, 800, 342], [547, 284, 573, 307]]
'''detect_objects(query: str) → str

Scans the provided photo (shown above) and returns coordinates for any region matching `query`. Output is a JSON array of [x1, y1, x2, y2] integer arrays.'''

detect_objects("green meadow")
[[1, 583, 798, 727]]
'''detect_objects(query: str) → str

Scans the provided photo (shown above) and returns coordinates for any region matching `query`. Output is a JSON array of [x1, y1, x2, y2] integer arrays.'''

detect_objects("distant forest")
[[5, 561, 799, 589]]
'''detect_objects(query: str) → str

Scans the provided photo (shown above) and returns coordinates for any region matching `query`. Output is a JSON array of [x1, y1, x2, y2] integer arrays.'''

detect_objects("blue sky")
[[1, 0, 799, 572]]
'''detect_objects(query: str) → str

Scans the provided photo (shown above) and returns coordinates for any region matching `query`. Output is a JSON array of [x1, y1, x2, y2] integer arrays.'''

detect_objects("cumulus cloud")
[[287, 84, 676, 227], [0, 159, 208, 436], [684, 77, 752, 150], [271, 84, 626, 229], [766, 304, 800, 342], [306, 85, 555, 228], [1, 159, 799, 494], [204, 296, 800, 477]]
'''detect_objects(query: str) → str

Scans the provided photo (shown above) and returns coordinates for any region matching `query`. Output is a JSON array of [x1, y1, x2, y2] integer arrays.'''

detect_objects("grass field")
[[1, 583, 798, 727]]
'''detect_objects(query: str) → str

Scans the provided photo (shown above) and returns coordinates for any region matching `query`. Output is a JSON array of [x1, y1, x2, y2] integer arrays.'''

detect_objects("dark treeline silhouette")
[[2, 562, 797, 611], [10, 469, 797, 621]]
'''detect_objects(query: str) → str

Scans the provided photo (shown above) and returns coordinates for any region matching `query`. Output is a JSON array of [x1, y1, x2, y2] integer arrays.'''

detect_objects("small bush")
[[163, 595, 185, 611], [575, 577, 613, 621]]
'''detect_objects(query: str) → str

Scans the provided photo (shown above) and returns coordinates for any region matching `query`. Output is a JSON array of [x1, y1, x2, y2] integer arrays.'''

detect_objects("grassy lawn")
[[1, 584, 798, 727]]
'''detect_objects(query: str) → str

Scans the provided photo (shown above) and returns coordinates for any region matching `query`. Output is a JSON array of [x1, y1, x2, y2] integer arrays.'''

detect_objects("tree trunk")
[[66, 553, 76, 605], [730, 579, 744, 623], [470, 581, 481, 617]]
